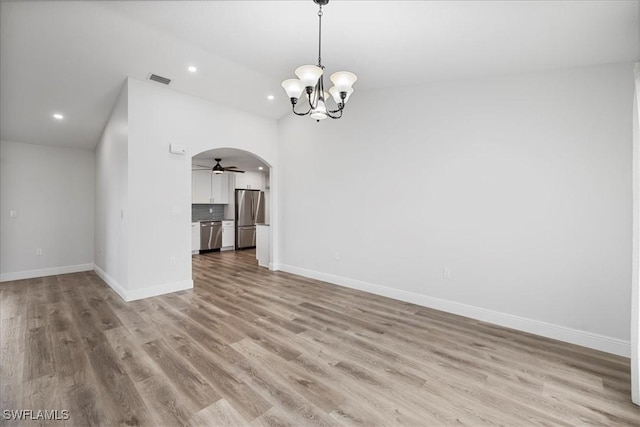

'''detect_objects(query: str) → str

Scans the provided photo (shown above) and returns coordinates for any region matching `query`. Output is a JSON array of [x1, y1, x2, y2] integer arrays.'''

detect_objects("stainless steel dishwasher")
[[200, 221, 223, 251]]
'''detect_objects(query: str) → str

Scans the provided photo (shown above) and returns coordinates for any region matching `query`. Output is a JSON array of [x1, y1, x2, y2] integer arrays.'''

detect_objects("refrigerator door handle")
[[250, 194, 255, 223]]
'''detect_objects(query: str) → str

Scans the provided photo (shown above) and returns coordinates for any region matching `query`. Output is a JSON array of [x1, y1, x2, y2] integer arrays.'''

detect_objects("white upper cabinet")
[[192, 170, 213, 204], [192, 171, 230, 204], [234, 171, 264, 190], [211, 173, 230, 204]]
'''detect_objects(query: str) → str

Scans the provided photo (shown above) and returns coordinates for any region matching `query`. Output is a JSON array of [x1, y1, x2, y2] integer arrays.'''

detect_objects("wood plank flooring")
[[1, 249, 639, 426]]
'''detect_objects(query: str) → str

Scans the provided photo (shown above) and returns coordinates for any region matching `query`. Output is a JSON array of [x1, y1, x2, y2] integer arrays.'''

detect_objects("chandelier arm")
[[306, 86, 319, 110], [292, 103, 312, 116], [327, 103, 344, 114], [326, 108, 344, 119]]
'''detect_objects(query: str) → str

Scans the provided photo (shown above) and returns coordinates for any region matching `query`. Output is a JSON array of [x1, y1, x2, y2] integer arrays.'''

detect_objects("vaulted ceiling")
[[1, 1, 638, 150]]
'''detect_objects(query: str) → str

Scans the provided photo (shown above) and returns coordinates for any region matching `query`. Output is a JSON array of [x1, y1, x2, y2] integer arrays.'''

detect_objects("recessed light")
[[258, 166, 264, 170], [53, 113, 64, 120], [267, 95, 275, 100], [188, 66, 197, 73]]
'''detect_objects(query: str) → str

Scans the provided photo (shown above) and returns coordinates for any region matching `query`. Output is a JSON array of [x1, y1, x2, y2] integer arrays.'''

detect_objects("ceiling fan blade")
[[225, 169, 245, 173], [194, 164, 212, 168], [223, 166, 239, 169]]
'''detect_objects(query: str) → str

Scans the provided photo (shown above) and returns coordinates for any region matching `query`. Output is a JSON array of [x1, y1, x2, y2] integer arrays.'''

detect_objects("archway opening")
[[190, 147, 273, 276]]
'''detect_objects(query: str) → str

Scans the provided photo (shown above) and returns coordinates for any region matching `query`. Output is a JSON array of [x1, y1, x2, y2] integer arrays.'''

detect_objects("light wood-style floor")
[[1, 249, 639, 426]]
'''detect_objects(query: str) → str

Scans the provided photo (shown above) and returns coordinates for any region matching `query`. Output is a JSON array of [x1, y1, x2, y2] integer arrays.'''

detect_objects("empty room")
[[1, 1, 639, 425]]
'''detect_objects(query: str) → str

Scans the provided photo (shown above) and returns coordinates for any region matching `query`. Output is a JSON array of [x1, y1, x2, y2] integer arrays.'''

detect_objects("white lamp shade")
[[295, 65, 323, 88], [329, 86, 353, 104], [310, 99, 328, 120], [330, 71, 357, 92], [281, 79, 304, 99]]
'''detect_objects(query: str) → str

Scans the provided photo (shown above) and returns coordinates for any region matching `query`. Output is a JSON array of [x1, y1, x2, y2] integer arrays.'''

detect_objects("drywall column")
[[125, 78, 278, 300], [632, 62, 639, 406], [94, 80, 129, 296]]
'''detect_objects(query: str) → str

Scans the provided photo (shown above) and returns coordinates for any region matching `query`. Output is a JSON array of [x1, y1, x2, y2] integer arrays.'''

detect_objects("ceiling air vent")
[[147, 73, 172, 85]]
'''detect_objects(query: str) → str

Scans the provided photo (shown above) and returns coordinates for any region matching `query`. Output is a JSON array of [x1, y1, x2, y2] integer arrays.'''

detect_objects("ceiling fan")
[[193, 158, 245, 174]]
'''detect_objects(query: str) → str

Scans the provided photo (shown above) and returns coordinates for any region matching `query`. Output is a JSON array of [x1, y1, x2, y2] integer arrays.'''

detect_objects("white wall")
[[631, 62, 639, 404], [0, 140, 94, 281], [277, 62, 635, 356], [123, 78, 278, 299], [94, 80, 129, 293]]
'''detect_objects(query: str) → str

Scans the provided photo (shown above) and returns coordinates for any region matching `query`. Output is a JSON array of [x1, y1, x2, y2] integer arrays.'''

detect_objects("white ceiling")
[[1, 1, 638, 150]]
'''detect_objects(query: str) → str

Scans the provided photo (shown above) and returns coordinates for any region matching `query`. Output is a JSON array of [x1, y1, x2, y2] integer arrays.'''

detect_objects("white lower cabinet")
[[221, 220, 235, 250]]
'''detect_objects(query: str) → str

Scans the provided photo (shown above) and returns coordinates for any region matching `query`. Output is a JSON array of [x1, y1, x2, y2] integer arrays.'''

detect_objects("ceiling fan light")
[[330, 71, 357, 92], [281, 78, 304, 100], [213, 169, 223, 175], [295, 65, 323, 88], [329, 86, 353, 104]]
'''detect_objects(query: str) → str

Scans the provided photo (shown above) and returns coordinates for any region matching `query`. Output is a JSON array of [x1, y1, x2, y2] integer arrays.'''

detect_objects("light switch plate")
[[169, 143, 187, 155]]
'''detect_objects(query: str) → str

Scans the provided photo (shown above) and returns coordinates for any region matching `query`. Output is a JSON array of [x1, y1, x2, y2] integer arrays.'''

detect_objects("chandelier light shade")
[[281, 79, 304, 99], [330, 71, 357, 93], [281, 0, 357, 121], [295, 65, 324, 88]]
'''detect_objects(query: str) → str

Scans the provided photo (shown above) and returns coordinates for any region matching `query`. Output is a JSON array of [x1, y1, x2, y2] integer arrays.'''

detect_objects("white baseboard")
[[278, 263, 630, 358], [124, 279, 193, 302], [93, 264, 193, 302], [0, 263, 93, 282], [93, 264, 128, 301]]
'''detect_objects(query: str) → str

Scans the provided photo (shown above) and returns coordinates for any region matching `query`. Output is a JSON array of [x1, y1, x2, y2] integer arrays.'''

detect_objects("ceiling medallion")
[[281, 0, 357, 121]]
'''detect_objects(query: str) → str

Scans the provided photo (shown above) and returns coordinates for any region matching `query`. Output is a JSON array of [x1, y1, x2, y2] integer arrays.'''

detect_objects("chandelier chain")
[[317, 5, 323, 67]]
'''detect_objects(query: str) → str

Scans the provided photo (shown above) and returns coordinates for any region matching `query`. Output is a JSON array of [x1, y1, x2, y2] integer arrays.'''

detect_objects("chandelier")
[[281, 0, 357, 121]]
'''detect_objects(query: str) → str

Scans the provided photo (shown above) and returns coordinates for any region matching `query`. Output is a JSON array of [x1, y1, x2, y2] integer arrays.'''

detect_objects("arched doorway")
[[190, 147, 275, 274]]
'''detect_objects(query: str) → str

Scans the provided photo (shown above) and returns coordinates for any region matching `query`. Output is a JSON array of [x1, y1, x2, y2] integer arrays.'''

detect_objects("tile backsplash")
[[192, 204, 225, 221]]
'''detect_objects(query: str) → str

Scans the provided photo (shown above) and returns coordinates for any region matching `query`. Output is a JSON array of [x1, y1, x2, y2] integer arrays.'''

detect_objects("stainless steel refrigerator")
[[235, 189, 265, 249]]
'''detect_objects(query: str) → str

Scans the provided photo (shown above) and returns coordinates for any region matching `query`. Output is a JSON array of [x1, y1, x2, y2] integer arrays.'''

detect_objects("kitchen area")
[[191, 149, 270, 267]]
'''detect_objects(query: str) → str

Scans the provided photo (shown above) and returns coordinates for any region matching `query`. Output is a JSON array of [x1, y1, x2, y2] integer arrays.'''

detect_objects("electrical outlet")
[[209, 208, 213, 213], [10, 209, 17, 218], [36, 248, 43, 256], [443, 267, 451, 280]]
